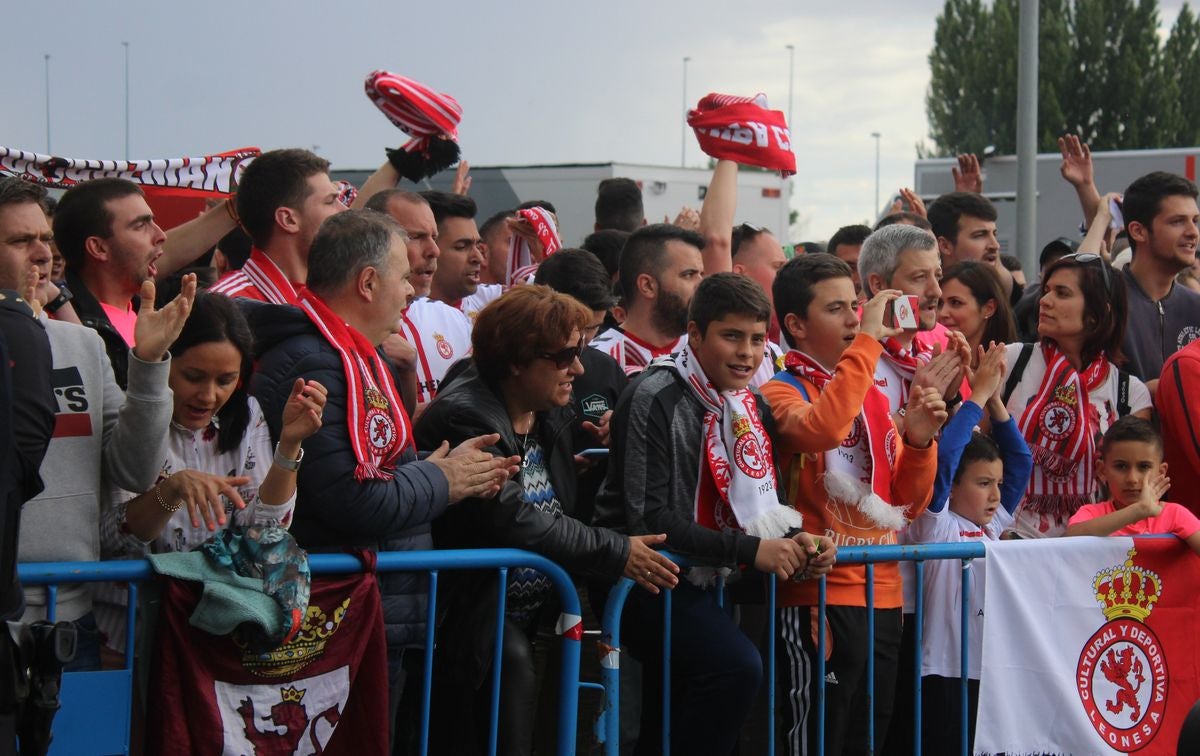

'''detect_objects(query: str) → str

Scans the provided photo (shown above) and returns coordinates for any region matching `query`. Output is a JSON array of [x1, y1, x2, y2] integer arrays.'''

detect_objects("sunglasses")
[[1059, 252, 1111, 295], [538, 340, 585, 369]]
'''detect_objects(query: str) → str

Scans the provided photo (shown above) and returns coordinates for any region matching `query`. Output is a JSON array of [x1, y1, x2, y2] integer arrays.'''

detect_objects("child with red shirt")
[[1066, 415, 1200, 551]]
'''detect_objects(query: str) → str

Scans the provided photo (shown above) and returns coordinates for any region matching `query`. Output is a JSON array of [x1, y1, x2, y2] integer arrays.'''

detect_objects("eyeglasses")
[[538, 340, 585, 369], [1059, 252, 1111, 295]]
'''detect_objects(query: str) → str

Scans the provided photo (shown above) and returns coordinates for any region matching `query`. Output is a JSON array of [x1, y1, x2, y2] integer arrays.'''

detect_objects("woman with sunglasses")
[[1001, 253, 1152, 538], [938, 261, 1018, 369], [413, 285, 678, 755]]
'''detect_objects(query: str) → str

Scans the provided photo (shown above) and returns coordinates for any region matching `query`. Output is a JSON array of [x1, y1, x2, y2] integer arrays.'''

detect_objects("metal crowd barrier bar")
[[594, 542, 986, 756], [18, 548, 584, 756]]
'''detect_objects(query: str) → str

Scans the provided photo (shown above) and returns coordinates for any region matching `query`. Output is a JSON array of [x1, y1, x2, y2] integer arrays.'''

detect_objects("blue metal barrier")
[[594, 542, 986, 756], [18, 548, 584, 756]]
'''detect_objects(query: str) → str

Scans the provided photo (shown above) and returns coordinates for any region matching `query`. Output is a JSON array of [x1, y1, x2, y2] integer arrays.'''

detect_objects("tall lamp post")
[[122, 42, 131, 160], [785, 44, 795, 130], [44, 54, 51, 153], [681, 56, 691, 168], [871, 132, 882, 218]]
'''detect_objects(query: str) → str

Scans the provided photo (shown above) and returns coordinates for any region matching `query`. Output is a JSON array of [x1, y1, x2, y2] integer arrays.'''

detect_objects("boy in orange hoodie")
[[760, 254, 945, 755]]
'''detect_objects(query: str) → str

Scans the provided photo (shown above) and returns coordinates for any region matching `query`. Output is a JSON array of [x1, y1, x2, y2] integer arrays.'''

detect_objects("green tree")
[[925, 0, 1200, 155]]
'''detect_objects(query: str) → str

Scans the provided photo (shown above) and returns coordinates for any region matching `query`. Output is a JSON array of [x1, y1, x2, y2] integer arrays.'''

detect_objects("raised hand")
[[969, 342, 1007, 401], [670, 207, 701, 231], [452, 161, 472, 195], [860, 288, 905, 341], [913, 346, 963, 399], [623, 533, 680, 594], [899, 187, 927, 218], [1058, 135, 1094, 189], [21, 267, 42, 319], [904, 385, 949, 448], [1134, 470, 1170, 520], [280, 379, 327, 445], [952, 154, 983, 193], [133, 273, 197, 362]]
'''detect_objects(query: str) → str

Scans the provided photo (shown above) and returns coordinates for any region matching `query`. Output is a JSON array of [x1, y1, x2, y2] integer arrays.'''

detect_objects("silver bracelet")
[[273, 443, 305, 472], [154, 479, 182, 513]]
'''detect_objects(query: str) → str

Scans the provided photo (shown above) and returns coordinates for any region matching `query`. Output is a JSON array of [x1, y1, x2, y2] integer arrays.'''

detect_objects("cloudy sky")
[[2, 0, 1189, 241]]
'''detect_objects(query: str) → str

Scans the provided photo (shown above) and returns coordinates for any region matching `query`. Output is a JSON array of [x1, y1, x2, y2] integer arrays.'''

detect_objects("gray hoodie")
[[18, 317, 172, 621], [1120, 266, 1200, 383]]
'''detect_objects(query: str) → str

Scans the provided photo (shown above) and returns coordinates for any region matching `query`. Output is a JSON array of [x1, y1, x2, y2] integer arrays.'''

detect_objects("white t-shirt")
[[457, 283, 504, 323], [1002, 342, 1152, 537], [398, 297, 474, 405], [906, 505, 1014, 679], [590, 327, 687, 377], [749, 340, 785, 391]]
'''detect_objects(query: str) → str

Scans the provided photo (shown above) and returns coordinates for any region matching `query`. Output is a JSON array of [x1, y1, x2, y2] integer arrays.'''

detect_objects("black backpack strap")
[[1002, 342, 1036, 405], [1116, 369, 1131, 418]]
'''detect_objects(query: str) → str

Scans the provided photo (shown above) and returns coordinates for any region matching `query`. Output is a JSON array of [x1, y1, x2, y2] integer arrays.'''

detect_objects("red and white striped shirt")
[[396, 298, 473, 405], [589, 327, 686, 377], [209, 249, 303, 305]]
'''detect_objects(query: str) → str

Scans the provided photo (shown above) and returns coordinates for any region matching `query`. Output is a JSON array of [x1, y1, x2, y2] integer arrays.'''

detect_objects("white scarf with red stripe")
[[298, 290, 411, 481], [242, 249, 300, 305], [879, 335, 930, 406], [507, 207, 561, 286], [1016, 343, 1107, 518], [667, 345, 802, 541], [783, 350, 907, 530]]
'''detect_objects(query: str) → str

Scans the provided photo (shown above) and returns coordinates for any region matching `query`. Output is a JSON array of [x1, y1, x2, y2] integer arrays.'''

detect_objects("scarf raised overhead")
[[298, 291, 411, 481], [365, 70, 463, 182], [1017, 343, 1108, 518], [687, 93, 796, 177], [507, 207, 562, 286], [782, 350, 907, 530], [665, 345, 802, 540]]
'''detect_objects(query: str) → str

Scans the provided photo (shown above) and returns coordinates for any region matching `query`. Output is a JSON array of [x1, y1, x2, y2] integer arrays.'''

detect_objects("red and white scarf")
[[298, 290, 411, 481], [211, 248, 301, 305], [687, 93, 796, 177], [1016, 343, 1108, 518], [507, 207, 562, 286], [783, 350, 907, 530], [878, 335, 931, 404], [365, 70, 463, 181], [667, 345, 803, 541]]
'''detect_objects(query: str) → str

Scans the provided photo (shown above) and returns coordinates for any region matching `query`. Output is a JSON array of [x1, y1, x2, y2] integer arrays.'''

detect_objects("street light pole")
[[871, 132, 881, 218], [122, 42, 130, 160], [785, 44, 795, 130], [681, 56, 691, 168], [44, 54, 51, 153]]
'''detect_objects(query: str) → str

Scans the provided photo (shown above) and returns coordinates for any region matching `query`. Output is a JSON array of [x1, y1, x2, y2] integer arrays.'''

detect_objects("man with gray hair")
[[248, 209, 519, 731], [858, 224, 964, 414]]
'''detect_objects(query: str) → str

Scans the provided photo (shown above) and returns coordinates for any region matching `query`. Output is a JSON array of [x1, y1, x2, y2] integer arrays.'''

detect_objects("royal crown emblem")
[[731, 413, 752, 438], [364, 387, 389, 411], [1053, 383, 1079, 406], [279, 685, 307, 703], [239, 598, 351, 677], [1092, 547, 1161, 622]]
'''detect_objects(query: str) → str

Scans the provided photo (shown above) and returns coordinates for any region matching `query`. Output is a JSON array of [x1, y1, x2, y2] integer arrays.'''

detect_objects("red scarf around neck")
[[1016, 343, 1108, 518], [298, 291, 411, 481], [782, 350, 906, 530]]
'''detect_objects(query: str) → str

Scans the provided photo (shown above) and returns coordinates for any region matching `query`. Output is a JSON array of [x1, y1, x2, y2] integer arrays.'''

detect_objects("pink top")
[[100, 302, 137, 347], [1068, 500, 1200, 539]]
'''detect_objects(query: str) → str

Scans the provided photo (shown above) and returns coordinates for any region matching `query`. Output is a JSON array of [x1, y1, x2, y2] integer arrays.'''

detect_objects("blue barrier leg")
[[662, 586, 672, 756], [817, 577, 827, 756], [767, 575, 776, 756], [865, 562, 875, 754], [487, 567, 508, 756], [913, 559, 924, 755], [599, 579, 634, 756], [960, 560, 970, 756], [420, 570, 438, 756], [46, 584, 57, 622]]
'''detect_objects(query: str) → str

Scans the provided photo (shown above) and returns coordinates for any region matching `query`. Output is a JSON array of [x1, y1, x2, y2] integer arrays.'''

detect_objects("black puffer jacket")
[[414, 363, 629, 686], [245, 302, 450, 649]]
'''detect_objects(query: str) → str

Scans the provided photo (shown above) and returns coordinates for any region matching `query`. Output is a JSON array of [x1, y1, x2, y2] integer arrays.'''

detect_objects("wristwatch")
[[44, 284, 73, 314], [273, 444, 305, 472]]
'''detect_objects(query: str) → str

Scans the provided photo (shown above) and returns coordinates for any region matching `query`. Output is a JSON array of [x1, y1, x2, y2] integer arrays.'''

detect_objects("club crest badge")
[[731, 412, 767, 480], [434, 332, 454, 360], [363, 387, 397, 453], [1076, 547, 1168, 751]]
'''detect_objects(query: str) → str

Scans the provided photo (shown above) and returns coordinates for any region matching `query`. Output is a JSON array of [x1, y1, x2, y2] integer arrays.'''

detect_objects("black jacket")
[[245, 302, 450, 649], [414, 362, 629, 686], [66, 269, 132, 390]]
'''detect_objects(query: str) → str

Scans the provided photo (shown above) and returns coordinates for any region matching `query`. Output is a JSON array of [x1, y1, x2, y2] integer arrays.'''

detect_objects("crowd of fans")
[[1, 127, 1199, 755]]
